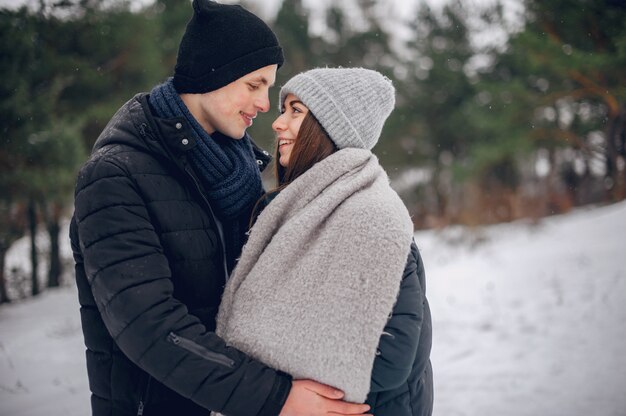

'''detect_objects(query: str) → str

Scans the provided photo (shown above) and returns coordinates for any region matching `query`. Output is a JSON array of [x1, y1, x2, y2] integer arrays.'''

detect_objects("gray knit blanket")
[[215, 148, 413, 404]]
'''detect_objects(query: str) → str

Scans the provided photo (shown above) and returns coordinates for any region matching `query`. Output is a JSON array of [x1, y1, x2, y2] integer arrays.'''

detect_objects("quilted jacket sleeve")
[[73, 154, 290, 416], [369, 240, 425, 393]]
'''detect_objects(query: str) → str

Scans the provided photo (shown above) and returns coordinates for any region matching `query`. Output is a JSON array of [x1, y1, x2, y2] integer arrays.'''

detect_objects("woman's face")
[[272, 93, 309, 167]]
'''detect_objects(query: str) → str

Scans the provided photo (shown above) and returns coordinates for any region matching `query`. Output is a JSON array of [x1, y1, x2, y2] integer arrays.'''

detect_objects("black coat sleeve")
[[369, 240, 425, 393], [73, 154, 290, 416]]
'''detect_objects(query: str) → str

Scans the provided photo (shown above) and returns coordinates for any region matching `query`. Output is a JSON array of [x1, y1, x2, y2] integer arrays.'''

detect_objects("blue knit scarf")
[[148, 79, 263, 272]]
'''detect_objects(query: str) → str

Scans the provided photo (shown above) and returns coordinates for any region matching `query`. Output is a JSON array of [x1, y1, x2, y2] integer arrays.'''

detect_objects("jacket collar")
[[137, 93, 272, 172]]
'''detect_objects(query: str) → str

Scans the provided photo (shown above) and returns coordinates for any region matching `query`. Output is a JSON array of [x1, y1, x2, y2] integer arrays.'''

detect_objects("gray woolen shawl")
[[215, 148, 414, 404]]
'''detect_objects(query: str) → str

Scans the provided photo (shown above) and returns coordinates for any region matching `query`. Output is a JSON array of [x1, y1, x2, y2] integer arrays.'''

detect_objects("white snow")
[[1, 201, 625, 416]]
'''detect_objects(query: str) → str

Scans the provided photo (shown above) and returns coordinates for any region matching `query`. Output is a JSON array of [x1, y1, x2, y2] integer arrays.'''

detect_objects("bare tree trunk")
[[615, 107, 626, 200], [546, 148, 559, 214], [605, 107, 625, 201], [432, 164, 449, 225], [0, 248, 9, 304], [29, 198, 39, 297], [45, 202, 62, 288]]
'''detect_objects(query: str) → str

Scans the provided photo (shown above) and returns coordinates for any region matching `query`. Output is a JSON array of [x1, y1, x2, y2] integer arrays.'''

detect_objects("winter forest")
[[0, 0, 625, 414], [0, 0, 626, 302], [1, 0, 625, 302]]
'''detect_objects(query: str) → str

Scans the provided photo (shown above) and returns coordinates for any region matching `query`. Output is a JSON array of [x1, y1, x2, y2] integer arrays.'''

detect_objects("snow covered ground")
[[1, 201, 625, 416]]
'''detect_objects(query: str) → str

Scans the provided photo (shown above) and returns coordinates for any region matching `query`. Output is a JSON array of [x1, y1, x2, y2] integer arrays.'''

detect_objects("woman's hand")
[[280, 380, 372, 416]]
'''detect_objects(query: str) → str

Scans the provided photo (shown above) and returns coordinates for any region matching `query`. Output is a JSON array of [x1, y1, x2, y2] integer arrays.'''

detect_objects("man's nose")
[[256, 94, 270, 113]]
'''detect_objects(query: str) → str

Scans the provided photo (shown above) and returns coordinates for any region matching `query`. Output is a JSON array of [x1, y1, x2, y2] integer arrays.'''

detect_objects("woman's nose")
[[272, 114, 286, 132]]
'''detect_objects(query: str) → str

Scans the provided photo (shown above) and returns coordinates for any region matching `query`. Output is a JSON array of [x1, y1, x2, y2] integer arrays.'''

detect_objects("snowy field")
[[1, 201, 625, 416]]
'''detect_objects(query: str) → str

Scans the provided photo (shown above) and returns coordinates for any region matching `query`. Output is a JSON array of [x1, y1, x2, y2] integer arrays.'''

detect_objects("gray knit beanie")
[[279, 67, 395, 150]]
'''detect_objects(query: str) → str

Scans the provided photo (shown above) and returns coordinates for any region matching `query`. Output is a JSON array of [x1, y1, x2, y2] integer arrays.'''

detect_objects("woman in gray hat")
[[215, 68, 433, 416]]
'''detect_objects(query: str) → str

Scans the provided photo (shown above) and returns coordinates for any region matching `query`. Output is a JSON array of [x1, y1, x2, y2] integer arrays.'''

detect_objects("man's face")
[[181, 64, 278, 139]]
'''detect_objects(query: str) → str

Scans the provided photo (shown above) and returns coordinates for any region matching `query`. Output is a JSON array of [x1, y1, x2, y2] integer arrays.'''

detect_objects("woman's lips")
[[278, 140, 294, 151]]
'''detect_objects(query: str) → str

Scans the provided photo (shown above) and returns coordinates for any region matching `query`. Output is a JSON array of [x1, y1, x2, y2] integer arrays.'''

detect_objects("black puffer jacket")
[[367, 240, 434, 416], [70, 93, 290, 416]]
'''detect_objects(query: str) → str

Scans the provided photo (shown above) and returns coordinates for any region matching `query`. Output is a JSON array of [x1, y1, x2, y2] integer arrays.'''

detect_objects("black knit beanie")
[[173, 0, 284, 94]]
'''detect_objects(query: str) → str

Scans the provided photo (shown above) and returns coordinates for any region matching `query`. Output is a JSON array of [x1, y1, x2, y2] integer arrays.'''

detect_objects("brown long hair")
[[250, 111, 337, 228]]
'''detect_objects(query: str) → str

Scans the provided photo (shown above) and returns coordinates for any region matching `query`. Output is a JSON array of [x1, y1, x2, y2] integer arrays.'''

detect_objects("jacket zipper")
[[136, 375, 152, 416], [167, 332, 235, 368], [137, 118, 228, 280], [182, 161, 229, 281]]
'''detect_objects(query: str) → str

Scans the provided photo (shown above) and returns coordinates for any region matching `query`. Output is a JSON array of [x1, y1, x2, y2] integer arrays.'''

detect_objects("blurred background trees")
[[1, 0, 625, 302]]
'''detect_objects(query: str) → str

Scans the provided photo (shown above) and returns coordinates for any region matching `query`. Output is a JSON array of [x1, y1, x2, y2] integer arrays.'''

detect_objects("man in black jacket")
[[70, 1, 371, 415]]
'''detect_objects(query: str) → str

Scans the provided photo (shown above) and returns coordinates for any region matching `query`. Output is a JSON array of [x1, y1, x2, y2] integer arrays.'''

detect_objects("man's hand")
[[280, 380, 372, 416]]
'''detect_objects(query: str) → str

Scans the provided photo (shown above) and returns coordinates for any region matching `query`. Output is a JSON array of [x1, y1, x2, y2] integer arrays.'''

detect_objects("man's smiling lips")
[[240, 111, 256, 126]]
